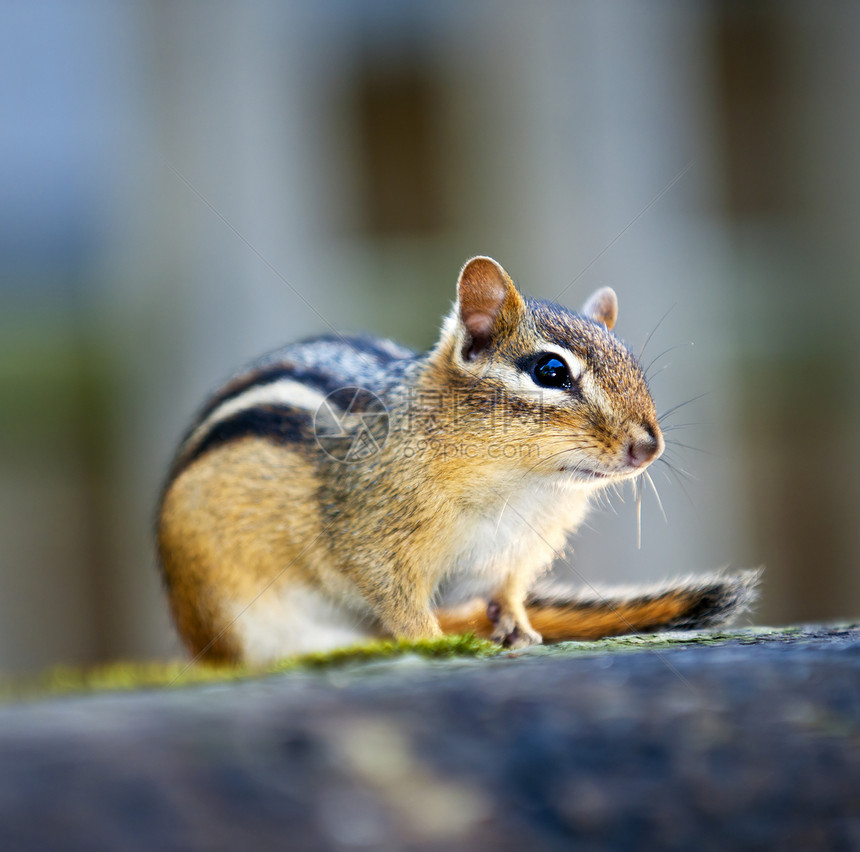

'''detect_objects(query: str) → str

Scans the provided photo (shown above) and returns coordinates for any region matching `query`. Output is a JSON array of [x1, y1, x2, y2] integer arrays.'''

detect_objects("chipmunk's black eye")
[[531, 354, 571, 389]]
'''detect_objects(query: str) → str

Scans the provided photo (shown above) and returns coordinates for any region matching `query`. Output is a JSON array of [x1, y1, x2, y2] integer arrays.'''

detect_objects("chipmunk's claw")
[[487, 600, 542, 649]]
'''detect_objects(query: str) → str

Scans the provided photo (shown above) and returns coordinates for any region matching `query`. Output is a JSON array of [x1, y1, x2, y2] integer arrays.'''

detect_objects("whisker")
[[656, 465, 675, 486], [659, 451, 696, 480], [638, 304, 677, 361], [665, 439, 717, 458], [644, 341, 694, 378], [657, 456, 696, 482], [646, 362, 673, 384], [660, 423, 702, 433], [659, 392, 710, 421], [644, 470, 668, 525], [657, 458, 700, 519]]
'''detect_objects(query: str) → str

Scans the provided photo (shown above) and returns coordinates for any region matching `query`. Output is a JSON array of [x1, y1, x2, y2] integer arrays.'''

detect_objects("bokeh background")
[[1, 1, 858, 675]]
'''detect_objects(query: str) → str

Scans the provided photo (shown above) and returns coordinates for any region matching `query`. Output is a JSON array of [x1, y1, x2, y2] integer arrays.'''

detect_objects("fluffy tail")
[[436, 570, 761, 643]]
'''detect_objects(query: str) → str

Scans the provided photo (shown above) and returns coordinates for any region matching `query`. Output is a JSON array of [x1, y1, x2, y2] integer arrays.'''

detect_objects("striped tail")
[[436, 570, 761, 643]]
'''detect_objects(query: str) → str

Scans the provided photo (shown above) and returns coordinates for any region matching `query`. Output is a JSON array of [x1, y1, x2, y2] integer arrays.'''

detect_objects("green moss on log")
[[2, 633, 500, 702]]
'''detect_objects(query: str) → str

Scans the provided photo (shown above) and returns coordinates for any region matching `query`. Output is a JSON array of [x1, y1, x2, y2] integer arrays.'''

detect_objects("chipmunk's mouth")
[[558, 466, 612, 481], [559, 464, 649, 483]]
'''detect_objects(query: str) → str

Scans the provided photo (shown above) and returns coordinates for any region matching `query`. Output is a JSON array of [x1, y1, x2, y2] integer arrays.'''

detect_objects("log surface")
[[1, 626, 858, 851]]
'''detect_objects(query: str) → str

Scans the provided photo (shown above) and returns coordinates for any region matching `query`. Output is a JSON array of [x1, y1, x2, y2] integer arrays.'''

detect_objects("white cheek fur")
[[444, 323, 615, 421]]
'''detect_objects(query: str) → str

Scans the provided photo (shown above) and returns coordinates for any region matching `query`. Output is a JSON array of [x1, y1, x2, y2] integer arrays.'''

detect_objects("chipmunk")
[[157, 256, 758, 663]]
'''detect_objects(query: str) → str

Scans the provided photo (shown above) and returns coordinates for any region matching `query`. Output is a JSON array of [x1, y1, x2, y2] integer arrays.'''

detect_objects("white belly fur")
[[231, 583, 374, 663], [444, 478, 592, 592], [231, 479, 593, 661]]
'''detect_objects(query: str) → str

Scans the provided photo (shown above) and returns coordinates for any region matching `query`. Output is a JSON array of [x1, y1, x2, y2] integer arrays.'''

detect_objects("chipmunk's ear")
[[582, 286, 617, 331], [457, 256, 525, 360]]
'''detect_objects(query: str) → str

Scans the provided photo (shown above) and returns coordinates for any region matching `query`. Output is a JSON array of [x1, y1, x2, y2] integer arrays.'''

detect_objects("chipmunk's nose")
[[626, 429, 663, 468]]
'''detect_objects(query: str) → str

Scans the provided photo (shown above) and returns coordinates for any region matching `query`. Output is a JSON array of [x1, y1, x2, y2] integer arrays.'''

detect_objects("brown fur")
[[159, 438, 325, 661]]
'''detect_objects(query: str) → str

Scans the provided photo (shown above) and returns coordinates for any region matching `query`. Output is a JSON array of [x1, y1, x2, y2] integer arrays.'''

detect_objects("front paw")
[[487, 602, 542, 649]]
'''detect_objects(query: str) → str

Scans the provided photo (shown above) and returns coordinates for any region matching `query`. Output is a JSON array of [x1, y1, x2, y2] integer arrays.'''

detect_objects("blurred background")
[[1, 1, 858, 675]]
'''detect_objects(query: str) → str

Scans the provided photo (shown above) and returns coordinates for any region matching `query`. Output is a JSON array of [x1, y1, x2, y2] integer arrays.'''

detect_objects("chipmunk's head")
[[436, 256, 663, 486]]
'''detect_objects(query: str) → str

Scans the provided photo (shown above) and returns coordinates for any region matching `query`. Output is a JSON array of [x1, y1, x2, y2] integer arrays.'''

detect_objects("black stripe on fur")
[[195, 364, 344, 424], [526, 570, 761, 632], [170, 405, 314, 480]]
